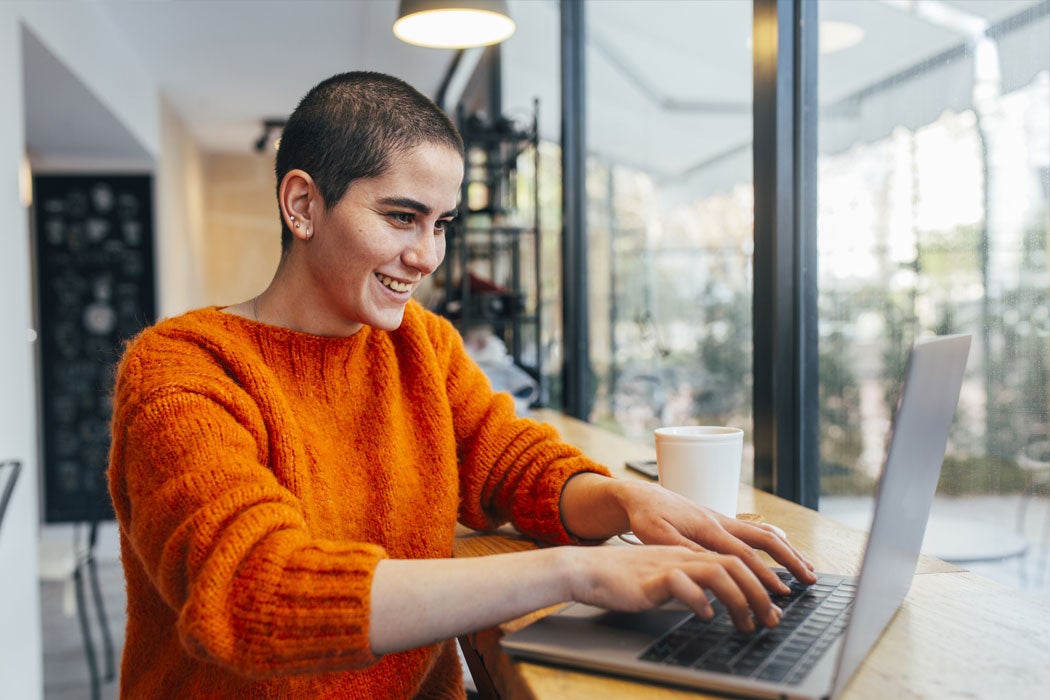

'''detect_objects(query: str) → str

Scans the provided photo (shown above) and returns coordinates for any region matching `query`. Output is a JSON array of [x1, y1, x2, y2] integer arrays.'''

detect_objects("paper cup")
[[654, 426, 743, 516]]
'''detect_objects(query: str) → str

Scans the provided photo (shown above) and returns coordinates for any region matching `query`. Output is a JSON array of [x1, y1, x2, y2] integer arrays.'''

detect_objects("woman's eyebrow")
[[377, 196, 457, 219]]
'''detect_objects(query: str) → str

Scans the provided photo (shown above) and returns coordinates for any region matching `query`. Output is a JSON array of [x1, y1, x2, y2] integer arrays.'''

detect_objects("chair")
[[73, 521, 116, 700], [0, 460, 21, 533]]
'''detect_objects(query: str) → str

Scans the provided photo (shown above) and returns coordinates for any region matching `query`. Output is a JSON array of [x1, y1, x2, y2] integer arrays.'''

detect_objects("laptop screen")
[[830, 334, 970, 696]]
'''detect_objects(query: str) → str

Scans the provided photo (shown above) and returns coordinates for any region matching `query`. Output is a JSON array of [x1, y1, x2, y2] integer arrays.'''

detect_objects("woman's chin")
[[366, 306, 408, 332]]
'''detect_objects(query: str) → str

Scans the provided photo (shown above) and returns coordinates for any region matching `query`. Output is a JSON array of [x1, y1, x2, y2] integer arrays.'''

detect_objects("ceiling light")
[[394, 0, 516, 49], [254, 118, 286, 154]]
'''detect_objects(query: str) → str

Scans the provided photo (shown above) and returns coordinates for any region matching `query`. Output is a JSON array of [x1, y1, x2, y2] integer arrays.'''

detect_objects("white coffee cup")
[[654, 426, 744, 516]]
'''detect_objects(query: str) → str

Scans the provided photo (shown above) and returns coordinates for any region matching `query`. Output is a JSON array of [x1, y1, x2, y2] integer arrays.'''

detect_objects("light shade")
[[394, 0, 516, 49]]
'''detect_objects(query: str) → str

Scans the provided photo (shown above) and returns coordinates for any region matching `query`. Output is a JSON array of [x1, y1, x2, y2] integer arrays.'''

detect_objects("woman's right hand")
[[369, 543, 783, 656], [560, 544, 783, 633]]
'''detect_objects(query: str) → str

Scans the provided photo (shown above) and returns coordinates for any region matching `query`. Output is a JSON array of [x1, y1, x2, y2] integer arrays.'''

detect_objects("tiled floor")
[[40, 555, 123, 700], [40, 493, 1050, 698]]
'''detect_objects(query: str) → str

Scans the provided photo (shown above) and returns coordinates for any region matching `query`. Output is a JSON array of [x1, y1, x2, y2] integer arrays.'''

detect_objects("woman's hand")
[[559, 473, 817, 621], [561, 544, 784, 633], [617, 479, 816, 594]]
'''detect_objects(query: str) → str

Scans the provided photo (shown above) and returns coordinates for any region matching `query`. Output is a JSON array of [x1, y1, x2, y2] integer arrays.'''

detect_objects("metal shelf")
[[437, 101, 543, 404]]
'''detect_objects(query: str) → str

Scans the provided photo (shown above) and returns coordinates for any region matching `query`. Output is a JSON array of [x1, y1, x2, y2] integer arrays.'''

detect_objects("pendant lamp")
[[394, 0, 516, 49]]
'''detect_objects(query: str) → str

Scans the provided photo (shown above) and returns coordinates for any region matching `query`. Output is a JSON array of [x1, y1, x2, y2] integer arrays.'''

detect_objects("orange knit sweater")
[[107, 301, 609, 699]]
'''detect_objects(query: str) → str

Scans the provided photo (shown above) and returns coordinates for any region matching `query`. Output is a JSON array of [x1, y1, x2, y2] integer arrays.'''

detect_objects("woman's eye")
[[390, 212, 414, 226], [435, 219, 453, 234]]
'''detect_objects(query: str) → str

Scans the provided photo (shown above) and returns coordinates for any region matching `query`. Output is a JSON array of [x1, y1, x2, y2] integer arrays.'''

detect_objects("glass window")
[[583, 0, 756, 484], [500, 1, 565, 407], [817, 0, 1050, 594]]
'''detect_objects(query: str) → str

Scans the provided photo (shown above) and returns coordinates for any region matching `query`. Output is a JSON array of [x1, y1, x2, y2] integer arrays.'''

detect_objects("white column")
[[0, 4, 44, 698]]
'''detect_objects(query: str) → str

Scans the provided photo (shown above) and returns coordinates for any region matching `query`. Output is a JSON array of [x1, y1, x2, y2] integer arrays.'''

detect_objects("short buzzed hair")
[[274, 71, 464, 253]]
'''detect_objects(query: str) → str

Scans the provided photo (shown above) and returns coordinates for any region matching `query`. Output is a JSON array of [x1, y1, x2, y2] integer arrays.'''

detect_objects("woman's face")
[[307, 143, 463, 335]]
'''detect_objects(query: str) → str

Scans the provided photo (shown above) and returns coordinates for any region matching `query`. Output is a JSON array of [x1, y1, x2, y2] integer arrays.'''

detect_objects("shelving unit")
[[438, 102, 543, 402]]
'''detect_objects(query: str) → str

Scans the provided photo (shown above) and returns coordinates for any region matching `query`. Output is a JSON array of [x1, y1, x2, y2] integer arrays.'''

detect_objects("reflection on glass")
[[817, 0, 1049, 593], [583, 0, 755, 483]]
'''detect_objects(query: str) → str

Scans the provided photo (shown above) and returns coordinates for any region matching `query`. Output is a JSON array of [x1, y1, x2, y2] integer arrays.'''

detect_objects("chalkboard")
[[33, 174, 156, 523]]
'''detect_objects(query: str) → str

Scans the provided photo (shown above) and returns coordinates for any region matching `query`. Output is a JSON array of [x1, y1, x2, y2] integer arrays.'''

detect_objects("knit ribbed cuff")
[[179, 537, 389, 677]]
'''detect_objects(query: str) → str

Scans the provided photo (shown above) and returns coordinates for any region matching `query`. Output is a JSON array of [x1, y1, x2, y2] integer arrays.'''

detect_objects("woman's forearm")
[[369, 474, 634, 655], [369, 472, 812, 656], [368, 547, 576, 655], [370, 535, 792, 656]]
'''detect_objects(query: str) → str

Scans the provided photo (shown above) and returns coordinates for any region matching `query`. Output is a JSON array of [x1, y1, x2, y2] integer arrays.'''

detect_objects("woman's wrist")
[[560, 472, 632, 541], [553, 545, 590, 604]]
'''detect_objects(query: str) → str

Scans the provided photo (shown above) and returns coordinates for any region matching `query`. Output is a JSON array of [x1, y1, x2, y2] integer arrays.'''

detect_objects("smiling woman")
[[105, 70, 815, 700]]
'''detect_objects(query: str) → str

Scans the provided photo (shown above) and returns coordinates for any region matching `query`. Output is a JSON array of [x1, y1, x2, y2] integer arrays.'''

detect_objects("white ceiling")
[[22, 0, 1047, 178], [103, 0, 460, 153]]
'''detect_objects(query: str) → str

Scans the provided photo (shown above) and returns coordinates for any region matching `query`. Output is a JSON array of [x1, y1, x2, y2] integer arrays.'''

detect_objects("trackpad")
[[534, 602, 693, 645], [591, 608, 693, 637]]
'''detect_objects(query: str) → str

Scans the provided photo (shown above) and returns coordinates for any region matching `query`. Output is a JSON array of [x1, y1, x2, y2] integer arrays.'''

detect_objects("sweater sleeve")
[[425, 314, 611, 544], [108, 349, 386, 679]]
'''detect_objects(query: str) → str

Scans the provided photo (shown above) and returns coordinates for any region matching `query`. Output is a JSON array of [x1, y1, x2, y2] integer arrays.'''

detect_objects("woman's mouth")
[[376, 273, 413, 293]]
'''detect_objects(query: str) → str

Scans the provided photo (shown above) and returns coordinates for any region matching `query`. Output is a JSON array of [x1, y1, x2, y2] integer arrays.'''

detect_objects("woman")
[[107, 71, 814, 699]]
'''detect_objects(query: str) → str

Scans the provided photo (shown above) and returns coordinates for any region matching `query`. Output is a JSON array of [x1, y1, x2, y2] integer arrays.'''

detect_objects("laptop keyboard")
[[639, 571, 855, 685]]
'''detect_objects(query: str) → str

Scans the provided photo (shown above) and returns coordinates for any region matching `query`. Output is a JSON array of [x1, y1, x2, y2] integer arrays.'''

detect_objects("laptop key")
[[671, 639, 713, 667], [758, 661, 795, 682]]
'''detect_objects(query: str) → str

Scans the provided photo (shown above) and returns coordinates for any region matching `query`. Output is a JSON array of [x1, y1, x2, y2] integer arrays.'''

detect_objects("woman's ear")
[[279, 169, 318, 241]]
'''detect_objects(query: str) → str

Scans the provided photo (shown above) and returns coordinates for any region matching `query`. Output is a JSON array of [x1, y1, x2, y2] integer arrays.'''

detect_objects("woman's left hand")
[[560, 473, 817, 594], [620, 480, 817, 592]]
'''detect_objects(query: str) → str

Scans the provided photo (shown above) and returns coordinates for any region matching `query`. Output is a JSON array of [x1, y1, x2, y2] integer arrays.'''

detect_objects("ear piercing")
[[289, 214, 310, 238]]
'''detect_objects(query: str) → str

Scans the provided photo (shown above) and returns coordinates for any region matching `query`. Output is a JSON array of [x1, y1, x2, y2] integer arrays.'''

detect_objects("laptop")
[[502, 334, 972, 699]]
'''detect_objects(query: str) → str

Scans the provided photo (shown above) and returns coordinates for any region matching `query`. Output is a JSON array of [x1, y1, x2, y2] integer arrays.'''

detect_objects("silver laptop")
[[502, 334, 972, 699]]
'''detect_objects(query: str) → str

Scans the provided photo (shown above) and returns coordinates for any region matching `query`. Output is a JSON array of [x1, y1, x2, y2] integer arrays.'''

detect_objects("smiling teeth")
[[377, 273, 412, 293]]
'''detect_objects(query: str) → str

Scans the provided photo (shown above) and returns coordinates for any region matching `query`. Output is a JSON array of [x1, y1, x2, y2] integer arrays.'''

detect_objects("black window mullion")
[[752, 0, 819, 507], [561, 0, 590, 420]]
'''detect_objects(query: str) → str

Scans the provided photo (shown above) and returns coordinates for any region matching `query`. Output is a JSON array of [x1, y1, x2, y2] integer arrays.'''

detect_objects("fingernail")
[[766, 605, 782, 626]]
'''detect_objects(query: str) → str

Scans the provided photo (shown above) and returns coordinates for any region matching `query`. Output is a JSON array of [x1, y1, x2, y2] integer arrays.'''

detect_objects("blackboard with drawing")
[[33, 174, 156, 523]]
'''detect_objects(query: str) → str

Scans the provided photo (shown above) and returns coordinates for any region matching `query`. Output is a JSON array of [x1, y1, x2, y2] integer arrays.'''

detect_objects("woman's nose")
[[403, 230, 443, 274]]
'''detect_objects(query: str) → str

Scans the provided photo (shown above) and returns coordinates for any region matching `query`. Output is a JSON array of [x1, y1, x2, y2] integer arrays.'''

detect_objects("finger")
[[760, 525, 816, 573], [666, 568, 714, 620], [718, 554, 783, 629], [752, 523, 815, 571], [688, 562, 756, 633], [699, 528, 793, 594], [725, 521, 817, 585]]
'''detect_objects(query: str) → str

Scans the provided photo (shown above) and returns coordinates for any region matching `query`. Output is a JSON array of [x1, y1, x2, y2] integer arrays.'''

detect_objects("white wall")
[[157, 97, 209, 317], [19, 1, 159, 158], [0, 4, 42, 697], [0, 2, 205, 696]]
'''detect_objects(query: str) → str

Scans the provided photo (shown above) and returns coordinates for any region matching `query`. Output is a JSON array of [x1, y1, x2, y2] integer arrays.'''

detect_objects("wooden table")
[[453, 410, 1050, 699]]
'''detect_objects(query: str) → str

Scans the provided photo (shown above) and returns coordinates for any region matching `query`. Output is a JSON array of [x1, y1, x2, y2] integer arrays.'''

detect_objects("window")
[[816, 0, 1050, 592], [583, 0, 756, 485]]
